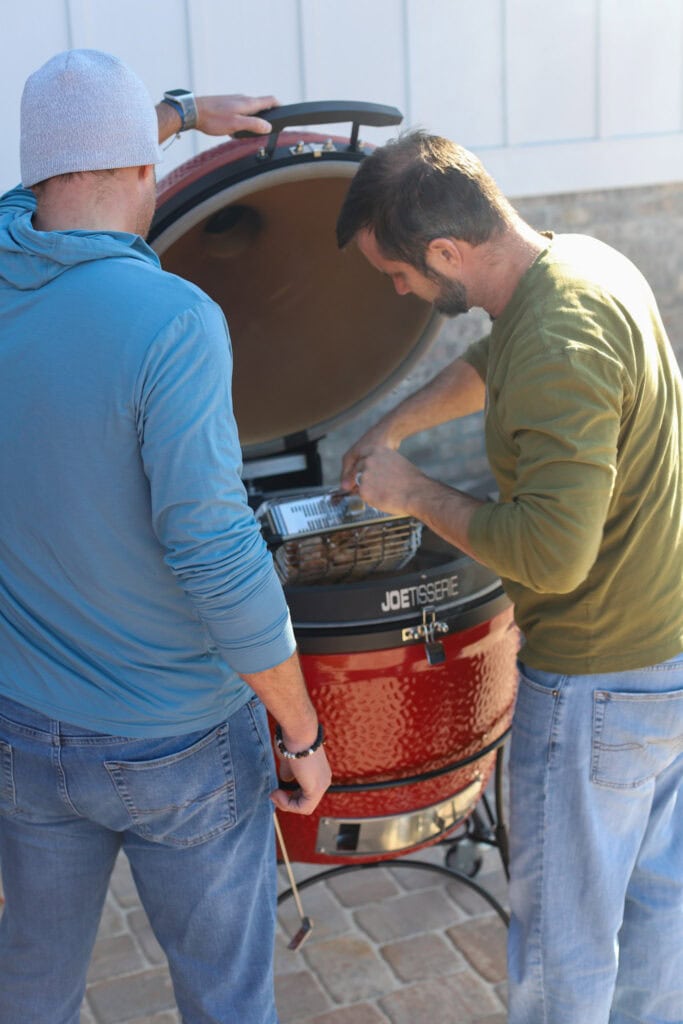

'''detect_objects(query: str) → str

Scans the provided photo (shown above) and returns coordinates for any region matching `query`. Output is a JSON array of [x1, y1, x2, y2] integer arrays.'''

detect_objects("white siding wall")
[[4, 0, 683, 197]]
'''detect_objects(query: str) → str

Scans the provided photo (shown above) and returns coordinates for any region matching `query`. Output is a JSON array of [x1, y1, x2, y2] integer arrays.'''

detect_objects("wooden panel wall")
[[4, 0, 683, 196]]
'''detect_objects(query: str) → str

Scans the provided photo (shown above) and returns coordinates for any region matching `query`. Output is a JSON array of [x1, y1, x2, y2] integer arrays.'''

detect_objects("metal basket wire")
[[256, 491, 422, 585]]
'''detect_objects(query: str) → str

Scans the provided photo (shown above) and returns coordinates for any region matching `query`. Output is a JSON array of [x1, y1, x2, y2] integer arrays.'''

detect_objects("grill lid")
[[150, 102, 443, 458]]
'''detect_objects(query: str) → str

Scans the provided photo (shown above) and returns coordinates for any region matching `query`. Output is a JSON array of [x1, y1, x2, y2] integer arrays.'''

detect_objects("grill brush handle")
[[233, 99, 403, 156]]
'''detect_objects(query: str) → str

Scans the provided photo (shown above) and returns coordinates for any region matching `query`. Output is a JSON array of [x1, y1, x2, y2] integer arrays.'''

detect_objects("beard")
[[431, 272, 469, 317]]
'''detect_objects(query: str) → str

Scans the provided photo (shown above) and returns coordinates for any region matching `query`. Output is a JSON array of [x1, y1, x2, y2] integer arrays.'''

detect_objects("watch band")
[[162, 89, 198, 132]]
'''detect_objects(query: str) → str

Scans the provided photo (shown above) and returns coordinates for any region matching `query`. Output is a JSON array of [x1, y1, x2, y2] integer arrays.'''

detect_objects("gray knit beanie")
[[20, 49, 162, 187]]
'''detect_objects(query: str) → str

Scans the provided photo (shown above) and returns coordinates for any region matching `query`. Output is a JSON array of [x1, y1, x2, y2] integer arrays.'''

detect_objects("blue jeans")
[[508, 652, 683, 1024], [0, 693, 279, 1024]]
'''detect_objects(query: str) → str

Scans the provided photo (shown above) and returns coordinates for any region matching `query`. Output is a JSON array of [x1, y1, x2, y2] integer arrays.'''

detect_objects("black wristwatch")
[[161, 89, 198, 132]]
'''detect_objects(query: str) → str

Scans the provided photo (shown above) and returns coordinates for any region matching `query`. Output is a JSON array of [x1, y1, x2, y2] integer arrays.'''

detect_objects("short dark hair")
[[31, 168, 120, 193], [336, 130, 515, 270]]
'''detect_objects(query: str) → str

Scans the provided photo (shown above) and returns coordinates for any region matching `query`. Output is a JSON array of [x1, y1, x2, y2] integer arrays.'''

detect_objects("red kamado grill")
[[150, 102, 519, 870]]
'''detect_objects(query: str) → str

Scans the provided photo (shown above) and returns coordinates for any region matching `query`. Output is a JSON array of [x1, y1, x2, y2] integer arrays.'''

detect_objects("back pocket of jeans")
[[105, 724, 236, 847], [591, 688, 683, 789]]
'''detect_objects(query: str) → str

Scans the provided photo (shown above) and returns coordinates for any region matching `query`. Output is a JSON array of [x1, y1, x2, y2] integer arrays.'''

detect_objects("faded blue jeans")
[[0, 692, 279, 1024], [508, 652, 683, 1024]]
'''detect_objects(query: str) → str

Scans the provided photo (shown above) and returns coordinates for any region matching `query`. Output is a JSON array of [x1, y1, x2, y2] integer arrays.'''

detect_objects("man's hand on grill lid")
[[194, 94, 279, 137], [156, 93, 279, 144]]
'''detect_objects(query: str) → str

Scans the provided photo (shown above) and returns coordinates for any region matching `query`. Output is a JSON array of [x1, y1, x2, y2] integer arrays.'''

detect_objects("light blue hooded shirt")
[[0, 186, 295, 736]]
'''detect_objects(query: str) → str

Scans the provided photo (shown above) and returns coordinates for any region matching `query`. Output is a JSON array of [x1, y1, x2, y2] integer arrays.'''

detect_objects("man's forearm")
[[241, 650, 318, 750], [341, 358, 485, 491], [155, 93, 278, 145], [383, 357, 486, 444], [408, 475, 486, 562], [241, 650, 332, 815]]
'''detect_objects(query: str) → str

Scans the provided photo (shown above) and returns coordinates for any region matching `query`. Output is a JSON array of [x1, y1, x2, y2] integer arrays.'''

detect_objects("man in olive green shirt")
[[337, 132, 683, 1024]]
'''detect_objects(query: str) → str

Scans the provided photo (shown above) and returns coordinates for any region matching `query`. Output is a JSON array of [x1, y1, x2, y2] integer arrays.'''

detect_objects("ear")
[[425, 237, 463, 272], [137, 164, 155, 184]]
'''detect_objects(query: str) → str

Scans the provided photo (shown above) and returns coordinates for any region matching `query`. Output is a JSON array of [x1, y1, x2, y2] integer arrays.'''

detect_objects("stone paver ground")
[[0, 812, 509, 1024]]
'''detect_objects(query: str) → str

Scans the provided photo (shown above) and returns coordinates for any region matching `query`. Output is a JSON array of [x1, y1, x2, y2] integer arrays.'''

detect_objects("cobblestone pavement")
[[0, 818, 509, 1024]]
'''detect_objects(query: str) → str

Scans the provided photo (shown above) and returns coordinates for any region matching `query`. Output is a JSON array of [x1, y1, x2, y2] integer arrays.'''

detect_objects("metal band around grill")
[[315, 775, 482, 857]]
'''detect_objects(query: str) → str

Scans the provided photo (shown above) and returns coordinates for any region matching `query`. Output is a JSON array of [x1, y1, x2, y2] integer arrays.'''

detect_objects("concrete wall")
[[319, 180, 683, 486]]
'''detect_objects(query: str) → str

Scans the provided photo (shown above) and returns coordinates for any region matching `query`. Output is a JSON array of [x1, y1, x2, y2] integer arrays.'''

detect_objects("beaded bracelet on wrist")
[[275, 723, 325, 760]]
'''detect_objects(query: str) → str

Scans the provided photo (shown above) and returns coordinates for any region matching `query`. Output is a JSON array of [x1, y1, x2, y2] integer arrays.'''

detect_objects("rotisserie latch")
[[402, 604, 450, 663]]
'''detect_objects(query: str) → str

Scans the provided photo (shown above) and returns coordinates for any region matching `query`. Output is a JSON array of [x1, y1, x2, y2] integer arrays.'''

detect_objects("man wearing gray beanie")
[[0, 49, 330, 1024]]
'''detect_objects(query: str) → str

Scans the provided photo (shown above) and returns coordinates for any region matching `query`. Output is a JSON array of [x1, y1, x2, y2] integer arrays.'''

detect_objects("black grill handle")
[[233, 100, 403, 157]]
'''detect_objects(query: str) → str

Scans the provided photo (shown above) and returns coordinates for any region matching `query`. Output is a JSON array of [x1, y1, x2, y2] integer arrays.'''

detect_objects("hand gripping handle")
[[233, 99, 403, 156]]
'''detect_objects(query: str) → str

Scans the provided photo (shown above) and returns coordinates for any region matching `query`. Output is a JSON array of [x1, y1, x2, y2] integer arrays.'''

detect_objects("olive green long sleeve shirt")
[[463, 233, 682, 673]]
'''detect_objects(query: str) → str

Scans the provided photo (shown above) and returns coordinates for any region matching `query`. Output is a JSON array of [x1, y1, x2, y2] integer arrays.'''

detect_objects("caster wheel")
[[445, 837, 483, 878]]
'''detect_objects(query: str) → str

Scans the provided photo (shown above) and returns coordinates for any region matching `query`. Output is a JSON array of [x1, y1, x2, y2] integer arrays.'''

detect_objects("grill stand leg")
[[442, 745, 510, 881]]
